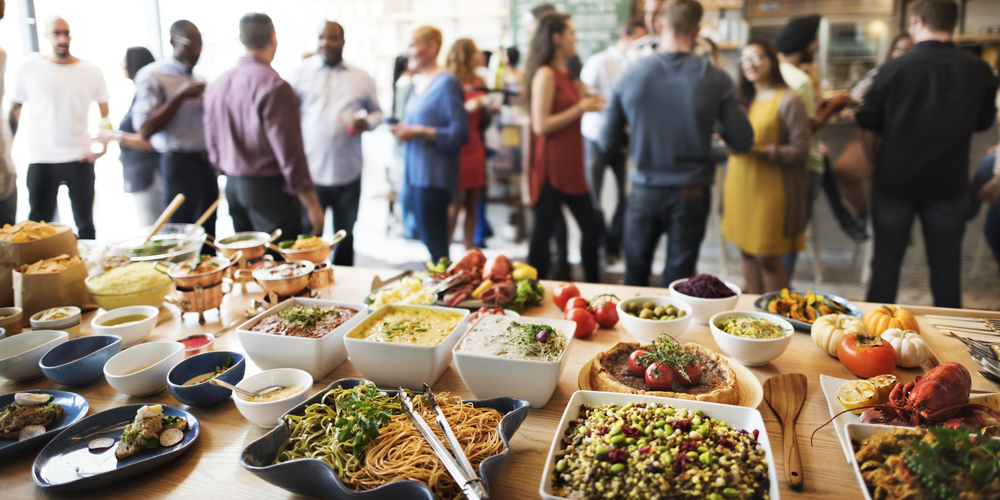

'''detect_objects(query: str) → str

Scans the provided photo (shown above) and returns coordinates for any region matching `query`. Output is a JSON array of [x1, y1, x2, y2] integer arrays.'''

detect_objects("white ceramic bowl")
[[237, 298, 368, 381], [708, 310, 794, 366], [30, 306, 82, 339], [0, 330, 69, 381], [616, 296, 693, 343], [0, 307, 24, 336], [453, 314, 576, 408], [91, 305, 159, 347], [233, 368, 313, 428], [668, 278, 742, 324], [343, 304, 470, 390], [104, 341, 185, 396]]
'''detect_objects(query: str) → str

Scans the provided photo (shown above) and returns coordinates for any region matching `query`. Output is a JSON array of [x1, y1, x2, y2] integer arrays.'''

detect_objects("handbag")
[[833, 139, 873, 182]]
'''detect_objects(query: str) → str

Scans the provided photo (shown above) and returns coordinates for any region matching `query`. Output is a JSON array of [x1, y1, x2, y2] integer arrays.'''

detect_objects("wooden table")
[[1, 267, 993, 500]]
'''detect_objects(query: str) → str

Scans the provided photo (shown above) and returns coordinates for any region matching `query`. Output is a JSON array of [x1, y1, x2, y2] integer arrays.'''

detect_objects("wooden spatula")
[[762, 373, 807, 490]]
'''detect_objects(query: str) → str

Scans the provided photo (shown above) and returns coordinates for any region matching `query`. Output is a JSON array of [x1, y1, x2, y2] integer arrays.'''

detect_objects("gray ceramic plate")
[[754, 290, 861, 331]]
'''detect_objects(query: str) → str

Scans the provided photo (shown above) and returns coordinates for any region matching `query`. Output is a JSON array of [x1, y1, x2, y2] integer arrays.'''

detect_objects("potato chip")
[[0, 220, 65, 242], [19, 254, 82, 274]]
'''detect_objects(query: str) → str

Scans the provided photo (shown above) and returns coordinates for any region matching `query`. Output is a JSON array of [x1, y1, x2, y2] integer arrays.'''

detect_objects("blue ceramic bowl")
[[0, 327, 6, 341], [39, 335, 122, 387], [167, 351, 246, 407], [240, 378, 531, 499]]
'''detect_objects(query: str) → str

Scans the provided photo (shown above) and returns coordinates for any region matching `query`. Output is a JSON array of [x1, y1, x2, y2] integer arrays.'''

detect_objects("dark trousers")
[[161, 152, 218, 238], [624, 184, 711, 287], [585, 138, 627, 256], [27, 161, 96, 239], [782, 170, 821, 279], [225, 175, 302, 245], [411, 186, 451, 263], [528, 183, 600, 283], [301, 178, 362, 266], [0, 189, 16, 227], [867, 189, 966, 308], [969, 152, 1000, 280]]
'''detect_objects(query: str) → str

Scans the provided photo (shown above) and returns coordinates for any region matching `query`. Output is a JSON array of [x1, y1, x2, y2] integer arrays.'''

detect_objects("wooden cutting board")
[[907, 306, 1000, 393]]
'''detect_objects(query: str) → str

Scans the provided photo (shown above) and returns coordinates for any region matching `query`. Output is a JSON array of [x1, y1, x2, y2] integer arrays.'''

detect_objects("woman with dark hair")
[[722, 38, 810, 293], [523, 12, 604, 283], [98, 46, 163, 226], [445, 38, 488, 250]]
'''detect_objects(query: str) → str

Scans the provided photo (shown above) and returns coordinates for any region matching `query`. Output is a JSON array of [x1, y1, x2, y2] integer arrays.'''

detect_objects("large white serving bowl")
[[91, 305, 159, 347], [453, 314, 576, 408], [233, 368, 313, 428], [708, 310, 794, 367], [343, 304, 470, 390], [237, 298, 368, 381], [0, 330, 69, 381], [616, 296, 693, 343], [104, 341, 185, 396], [668, 278, 742, 324], [538, 390, 780, 500]]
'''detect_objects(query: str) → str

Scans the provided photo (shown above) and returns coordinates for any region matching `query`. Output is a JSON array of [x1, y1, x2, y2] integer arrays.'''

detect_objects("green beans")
[[643, 425, 653, 436]]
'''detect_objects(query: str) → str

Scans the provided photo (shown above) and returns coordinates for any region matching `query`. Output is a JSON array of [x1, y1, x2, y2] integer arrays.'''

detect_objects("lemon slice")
[[838, 380, 878, 415], [867, 375, 897, 404]]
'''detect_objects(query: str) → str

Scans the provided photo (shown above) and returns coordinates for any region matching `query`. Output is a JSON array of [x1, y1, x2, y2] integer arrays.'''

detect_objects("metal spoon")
[[208, 378, 284, 398]]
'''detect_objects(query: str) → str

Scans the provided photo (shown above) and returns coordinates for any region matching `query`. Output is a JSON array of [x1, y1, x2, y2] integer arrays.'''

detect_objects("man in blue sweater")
[[602, 0, 754, 287]]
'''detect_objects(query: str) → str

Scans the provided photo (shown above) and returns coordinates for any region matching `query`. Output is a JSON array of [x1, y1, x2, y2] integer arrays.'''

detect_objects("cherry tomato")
[[671, 362, 703, 387], [837, 331, 897, 378], [644, 362, 675, 391], [565, 307, 597, 339], [565, 297, 589, 312], [553, 283, 581, 311], [628, 350, 650, 377], [593, 301, 619, 328]]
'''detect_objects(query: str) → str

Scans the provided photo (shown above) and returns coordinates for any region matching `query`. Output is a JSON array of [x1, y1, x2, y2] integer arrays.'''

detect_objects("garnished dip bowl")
[[709, 311, 794, 367]]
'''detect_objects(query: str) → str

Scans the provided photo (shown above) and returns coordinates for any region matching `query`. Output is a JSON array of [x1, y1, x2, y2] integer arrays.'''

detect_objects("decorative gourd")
[[880, 329, 930, 368], [863, 305, 919, 336], [811, 314, 869, 357]]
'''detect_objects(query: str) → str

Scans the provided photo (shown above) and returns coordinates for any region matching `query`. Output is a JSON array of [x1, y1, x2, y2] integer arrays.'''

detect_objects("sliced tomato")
[[645, 362, 675, 391], [838, 331, 897, 378], [553, 283, 581, 311], [671, 362, 702, 387], [565, 307, 597, 339], [628, 350, 650, 377]]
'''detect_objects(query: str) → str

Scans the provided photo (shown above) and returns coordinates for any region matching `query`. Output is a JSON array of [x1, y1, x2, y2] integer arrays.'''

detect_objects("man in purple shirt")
[[204, 13, 324, 239]]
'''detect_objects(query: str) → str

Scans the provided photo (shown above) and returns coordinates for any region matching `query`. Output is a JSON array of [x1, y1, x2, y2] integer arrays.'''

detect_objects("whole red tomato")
[[593, 302, 619, 328], [645, 362, 675, 391], [553, 283, 581, 311], [671, 362, 702, 387], [628, 350, 650, 377], [565, 307, 597, 339], [837, 331, 897, 378], [565, 296, 589, 312]]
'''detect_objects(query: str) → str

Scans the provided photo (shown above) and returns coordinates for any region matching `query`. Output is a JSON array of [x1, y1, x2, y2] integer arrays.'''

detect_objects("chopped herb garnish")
[[902, 426, 1000, 498], [377, 319, 429, 338], [277, 305, 339, 330], [143, 436, 159, 449], [501, 322, 567, 361], [211, 356, 234, 378]]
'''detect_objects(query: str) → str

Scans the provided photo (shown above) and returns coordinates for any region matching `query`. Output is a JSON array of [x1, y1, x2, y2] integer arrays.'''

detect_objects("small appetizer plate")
[[32, 404, 199, 491], [0, 390, 89, 459]]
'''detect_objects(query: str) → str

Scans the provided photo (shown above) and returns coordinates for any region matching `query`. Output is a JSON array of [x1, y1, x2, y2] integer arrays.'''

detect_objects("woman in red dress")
[[523, 12, 605, 282], [446, 38, 488, 250]]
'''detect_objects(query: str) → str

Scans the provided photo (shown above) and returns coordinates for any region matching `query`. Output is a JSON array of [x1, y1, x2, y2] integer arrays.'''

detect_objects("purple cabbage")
[[676, 274, 736, 299]]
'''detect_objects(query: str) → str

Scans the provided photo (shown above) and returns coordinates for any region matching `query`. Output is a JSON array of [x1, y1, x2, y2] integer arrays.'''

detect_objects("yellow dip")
[[124, 364, 153, 375], [247, 385, 305, 402], [349, 307, 464, 347], [184, 372, 218, 386], [101, 314, 148, 327]]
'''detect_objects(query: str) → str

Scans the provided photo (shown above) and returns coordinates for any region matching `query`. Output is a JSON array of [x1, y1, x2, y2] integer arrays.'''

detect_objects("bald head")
[[169, 20, 202, 68], [45, 17, 71, 58], [317, 21, 345, 67]]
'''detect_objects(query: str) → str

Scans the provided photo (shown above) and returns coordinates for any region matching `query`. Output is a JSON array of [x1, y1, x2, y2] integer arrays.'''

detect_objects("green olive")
[[639, 309, 654, 319], [642, 302, 655, 311], [665, 305, 677, 315], [677, 310, 687, 318], [653, 306, 666, 316], [660, 316, 673, 321]]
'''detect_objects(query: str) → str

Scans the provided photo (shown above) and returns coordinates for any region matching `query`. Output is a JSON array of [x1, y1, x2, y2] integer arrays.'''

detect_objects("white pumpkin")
[[880, 328, 930, 368], [811, 314, 869, 357]]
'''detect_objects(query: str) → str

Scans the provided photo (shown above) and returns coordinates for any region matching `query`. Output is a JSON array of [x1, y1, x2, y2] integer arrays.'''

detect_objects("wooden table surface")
[[1, 266, 995, 500]]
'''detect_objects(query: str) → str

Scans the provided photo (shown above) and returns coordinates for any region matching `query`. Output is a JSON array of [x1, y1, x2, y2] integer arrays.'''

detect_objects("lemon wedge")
[[838, 380, 878, 415], [867, 374, 898, 404]]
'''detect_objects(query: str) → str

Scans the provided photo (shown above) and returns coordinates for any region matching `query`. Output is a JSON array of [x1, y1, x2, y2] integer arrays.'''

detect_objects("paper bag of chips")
[[13, 257, 96, 325], [0, 222, 79, 307]]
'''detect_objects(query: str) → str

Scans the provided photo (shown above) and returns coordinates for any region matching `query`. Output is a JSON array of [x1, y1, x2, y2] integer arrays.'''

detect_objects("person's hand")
[[751, 144, 771, 157], [78, 151, 104, 164], [979, 178, 1000, 204], [179, 81, 206, 99], [306, 205, 325, 236], [822, 92, 852, 113], [96, 129, 118, 146], [391, 124, 423, 142], [577, 95, 605, 113], [819, 141, 830, 157], [351, 118, 369, 134], [989, 145, 998, 154]]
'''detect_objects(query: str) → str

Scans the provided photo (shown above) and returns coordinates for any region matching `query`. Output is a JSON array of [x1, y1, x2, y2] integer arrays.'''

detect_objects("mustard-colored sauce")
[[349, 307, 463, 347], [101, 314, 148, 326]]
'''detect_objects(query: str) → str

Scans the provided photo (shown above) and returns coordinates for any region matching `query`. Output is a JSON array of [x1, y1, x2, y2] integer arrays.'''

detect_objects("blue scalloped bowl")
[[240, 378, 531, 499]]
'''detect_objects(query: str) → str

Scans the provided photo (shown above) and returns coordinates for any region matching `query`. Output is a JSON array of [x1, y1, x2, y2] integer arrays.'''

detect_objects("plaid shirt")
[[204, 55, 315, 195]]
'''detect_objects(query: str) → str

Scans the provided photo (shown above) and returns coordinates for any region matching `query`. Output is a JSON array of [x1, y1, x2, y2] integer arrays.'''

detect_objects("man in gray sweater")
[[602, 0, 753, 287]]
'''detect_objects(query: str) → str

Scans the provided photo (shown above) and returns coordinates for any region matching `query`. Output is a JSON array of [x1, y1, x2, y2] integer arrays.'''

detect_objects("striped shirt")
[[203, 55, 315, 196]]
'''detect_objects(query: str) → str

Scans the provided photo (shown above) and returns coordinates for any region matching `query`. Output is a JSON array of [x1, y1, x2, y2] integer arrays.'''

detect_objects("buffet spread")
[[0, 225, 999, 500]]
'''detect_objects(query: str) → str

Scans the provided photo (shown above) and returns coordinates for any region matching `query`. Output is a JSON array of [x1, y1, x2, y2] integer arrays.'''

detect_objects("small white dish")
[[668, 278, 742, 324], [0, 330, 70, 381], [91, 305, 159, 347], [616, 296, 693, 343], [233, 368, 313, 428], [104, 341, 184, 396], [30, 307, 82, 340], [708, 311, 794, 366]]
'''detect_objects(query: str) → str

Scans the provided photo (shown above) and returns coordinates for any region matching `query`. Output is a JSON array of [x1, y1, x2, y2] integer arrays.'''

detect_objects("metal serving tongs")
[[398, 389, 488, 500]]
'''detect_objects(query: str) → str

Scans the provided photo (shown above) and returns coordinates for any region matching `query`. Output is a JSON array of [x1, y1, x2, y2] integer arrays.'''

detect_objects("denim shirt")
[[402, 72, 470, 198]]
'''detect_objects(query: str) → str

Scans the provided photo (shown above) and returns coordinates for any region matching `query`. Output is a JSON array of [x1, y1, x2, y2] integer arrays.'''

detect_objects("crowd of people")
[[1, 0, 998, 308]]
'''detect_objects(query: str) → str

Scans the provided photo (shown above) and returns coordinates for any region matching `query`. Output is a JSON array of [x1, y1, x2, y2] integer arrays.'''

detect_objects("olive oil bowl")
[[90, 305, 159, 347]]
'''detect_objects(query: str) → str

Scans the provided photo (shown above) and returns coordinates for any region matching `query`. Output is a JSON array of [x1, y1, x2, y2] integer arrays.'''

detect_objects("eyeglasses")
[[740, 53, 764, 66]]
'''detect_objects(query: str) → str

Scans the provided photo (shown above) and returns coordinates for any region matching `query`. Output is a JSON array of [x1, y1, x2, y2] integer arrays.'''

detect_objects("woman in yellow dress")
[[722, 38, 811, 294]]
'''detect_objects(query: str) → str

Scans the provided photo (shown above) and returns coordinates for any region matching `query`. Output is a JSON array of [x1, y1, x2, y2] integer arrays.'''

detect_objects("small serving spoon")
[[209, 378, 284, 398], [762, 373, 807, 490]]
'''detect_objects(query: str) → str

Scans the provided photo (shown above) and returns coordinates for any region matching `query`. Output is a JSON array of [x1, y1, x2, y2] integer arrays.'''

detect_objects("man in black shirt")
[[856, 0, 997, 308]]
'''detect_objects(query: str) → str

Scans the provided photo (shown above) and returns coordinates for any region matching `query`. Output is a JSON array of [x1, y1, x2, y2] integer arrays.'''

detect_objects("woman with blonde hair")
[[391, 26, 470, 262], [445, 38, 488, 250]]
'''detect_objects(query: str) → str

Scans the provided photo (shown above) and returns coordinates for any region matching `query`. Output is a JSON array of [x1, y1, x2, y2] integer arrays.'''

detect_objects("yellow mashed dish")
[[349, 307, 464, 347]]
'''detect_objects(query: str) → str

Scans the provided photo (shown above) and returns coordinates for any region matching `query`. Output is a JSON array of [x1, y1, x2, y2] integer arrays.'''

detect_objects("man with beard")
[[10, 16, 109, 239], [132, 20, 217, 240], [291, 21, 381, 266]]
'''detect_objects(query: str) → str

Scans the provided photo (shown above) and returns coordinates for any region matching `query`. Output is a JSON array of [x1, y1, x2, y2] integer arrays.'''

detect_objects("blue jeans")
[[624, 184, 711, 287], [411, 186, 451, 262], [970, 152, 1000, 280], [586, 138, 627, 256], [866, 189, 966, 308]]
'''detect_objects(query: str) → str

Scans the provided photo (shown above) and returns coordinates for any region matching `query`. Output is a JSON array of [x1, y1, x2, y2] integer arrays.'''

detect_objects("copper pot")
[[160, 251, 242, 289], [274, 230, 346, 263], [210, 229, 281, 262], [239, 260, 314, 297], [173, 281, 226, 312], [309, 262, 334, 290]]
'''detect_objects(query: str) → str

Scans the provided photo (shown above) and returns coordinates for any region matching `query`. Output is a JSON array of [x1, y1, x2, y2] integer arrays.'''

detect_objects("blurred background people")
[[445, 38, 488, 251]]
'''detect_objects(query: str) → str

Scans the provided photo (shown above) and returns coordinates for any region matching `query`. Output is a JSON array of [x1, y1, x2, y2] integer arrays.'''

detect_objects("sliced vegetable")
[[470, 279, 493, 300], [89, 437, 115, 451], [159, 428, 184, 447], [18, 425, 46, 441]]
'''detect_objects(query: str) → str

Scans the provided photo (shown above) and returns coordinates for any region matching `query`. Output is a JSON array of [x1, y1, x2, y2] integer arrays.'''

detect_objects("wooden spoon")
[[187, 197, 221, 236], [144, 194, 185, 244], [762, 373, 807, 490]]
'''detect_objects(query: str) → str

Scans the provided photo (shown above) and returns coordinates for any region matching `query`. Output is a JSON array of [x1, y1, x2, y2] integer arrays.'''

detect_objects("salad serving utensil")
[[209, 378, 284, 399], [370, 269, 413, 292]]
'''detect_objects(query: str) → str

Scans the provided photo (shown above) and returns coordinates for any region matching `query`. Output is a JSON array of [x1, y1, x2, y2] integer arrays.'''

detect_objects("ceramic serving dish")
[[104, 342, 185, 397], [616, 296, 693, 343], [668, 278, 742, 324], [753, 290, 861, 331], [232, 368, 313, 427], [0, 307, 24, 336], [39, 335, 122, 387], [708, 311, 794, 366], [30, 307, 82, 339], [167, 351, 246, 408], [90, 305, 159, 347], [240, 378, 531, 499], [0, 390, 89, 459], [0, 330, 70, 381]]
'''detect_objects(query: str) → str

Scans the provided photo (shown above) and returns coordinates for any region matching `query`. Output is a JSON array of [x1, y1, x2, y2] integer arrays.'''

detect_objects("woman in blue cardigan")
[[391, 26, 470, 262]]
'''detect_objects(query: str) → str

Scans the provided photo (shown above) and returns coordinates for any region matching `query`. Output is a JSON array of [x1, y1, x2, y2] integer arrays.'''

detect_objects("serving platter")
[[240, 378, 531, 500], [32, 404, 200, 491], [578, 356, 764, 409], [0, 390, 89, 459], [753, 291, 861, 331]]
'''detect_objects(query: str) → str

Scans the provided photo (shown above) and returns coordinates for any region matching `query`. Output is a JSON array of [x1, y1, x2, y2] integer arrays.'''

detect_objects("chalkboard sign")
[[510, 0, 633, 61]]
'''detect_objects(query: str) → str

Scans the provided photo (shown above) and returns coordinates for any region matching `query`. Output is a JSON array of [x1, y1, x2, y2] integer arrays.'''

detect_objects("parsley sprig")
[[903, 426, 1000, 499], [323, 384, 398, 458], [639, 335, 701, 381], [277, 305, 339, 330]]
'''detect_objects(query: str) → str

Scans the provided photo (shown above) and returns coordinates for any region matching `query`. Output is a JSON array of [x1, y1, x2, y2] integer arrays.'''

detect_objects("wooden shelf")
[[703, 1, 743, 8]]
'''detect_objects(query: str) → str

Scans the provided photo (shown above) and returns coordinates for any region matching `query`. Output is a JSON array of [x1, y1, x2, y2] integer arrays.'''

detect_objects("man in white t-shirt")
[[9, 16, 109, 239], [0, 0, 17, 226]]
